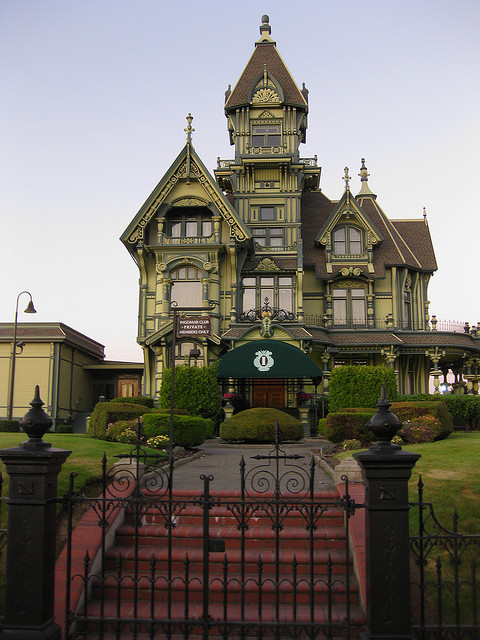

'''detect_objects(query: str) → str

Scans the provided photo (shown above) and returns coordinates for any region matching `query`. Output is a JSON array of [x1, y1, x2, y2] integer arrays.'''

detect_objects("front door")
[[253, 379, 284, 408]]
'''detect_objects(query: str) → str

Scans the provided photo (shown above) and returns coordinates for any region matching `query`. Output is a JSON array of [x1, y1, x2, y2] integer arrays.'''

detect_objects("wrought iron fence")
[[409, 476, 480, 639], [62, 434, 365, 639]]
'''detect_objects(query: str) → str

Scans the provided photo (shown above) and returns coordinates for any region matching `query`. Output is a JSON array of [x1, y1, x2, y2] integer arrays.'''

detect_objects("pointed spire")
[[356, 158, 376, 198], [423, 207, 428, 225], [343, 166, 351, 191], [185, 113, 195, 144], [256, 14, 275, 44]]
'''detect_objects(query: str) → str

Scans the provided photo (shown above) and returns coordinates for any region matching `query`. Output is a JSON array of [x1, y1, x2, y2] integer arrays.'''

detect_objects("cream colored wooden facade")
[[122, 16, 480, 404], [0, 323, 143, 429]]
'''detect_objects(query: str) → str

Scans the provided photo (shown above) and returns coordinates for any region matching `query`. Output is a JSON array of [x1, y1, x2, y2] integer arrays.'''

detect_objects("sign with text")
[[177, 316, 211, 337]]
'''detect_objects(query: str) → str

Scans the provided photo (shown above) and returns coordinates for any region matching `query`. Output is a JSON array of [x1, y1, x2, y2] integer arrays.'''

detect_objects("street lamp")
[[7, 291, 36, 421]]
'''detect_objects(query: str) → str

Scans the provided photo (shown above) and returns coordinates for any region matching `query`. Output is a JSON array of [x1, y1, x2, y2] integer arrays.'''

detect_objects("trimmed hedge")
[[329, 366, 398, 413], [88, 402, 147, 439], [0, 420, 20, 432], [142, 413, 211, 448], [56, 424, 73, 433], [396, 393, 480, 429], [111, 396, 155, 409], [391, 401, 453, 441], [219, 408, 303, 443], [323, 411, 375, 446]]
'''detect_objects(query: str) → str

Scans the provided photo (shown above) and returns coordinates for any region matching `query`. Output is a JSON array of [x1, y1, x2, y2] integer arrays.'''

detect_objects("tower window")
[[252, 227, 283, 247], [252, 124, 281, 147], [259, 206, 276, 221]]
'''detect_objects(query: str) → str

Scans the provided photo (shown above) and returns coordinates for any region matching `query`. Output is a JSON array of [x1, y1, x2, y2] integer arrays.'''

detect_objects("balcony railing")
[[157, 233, 217, 246], [303, 315, 479, 334]]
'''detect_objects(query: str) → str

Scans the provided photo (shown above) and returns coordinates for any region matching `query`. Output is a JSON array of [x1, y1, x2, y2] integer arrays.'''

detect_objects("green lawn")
[[337, 432, 480, 531], [0, 433, 167, 517]]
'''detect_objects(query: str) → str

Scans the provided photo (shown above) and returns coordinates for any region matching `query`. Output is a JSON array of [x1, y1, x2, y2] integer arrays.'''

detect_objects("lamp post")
[[7, 291, 36, 421]]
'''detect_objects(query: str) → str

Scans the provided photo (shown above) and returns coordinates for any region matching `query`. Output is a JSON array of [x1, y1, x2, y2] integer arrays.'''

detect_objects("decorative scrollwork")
[[239, 297, 296, 324], [243, 421, 310, 500]]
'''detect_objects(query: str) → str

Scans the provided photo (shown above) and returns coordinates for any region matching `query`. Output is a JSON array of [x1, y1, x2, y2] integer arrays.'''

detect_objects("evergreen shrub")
[[0, 420, 20, 432], [88, 402, 147, 439], [105, 419, 139, 442], [219, 408, 303, 443], [142, 413, 211, 447], [159, 365, 222, 422], [323, 411, 375, 446], [399, 415, 442, 444], [391, 401, 453, 440], [328, 366, 398, 413], [317, 418, 327, 436], [111, 396, 155, 409], [396, 394, 480, 429]]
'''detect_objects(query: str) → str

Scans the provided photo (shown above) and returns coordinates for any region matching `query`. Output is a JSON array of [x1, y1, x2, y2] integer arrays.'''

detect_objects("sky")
[[1, 0, 479, 362]]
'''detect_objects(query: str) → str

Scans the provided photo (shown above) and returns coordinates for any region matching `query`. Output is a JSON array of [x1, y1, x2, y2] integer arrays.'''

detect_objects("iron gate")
[[409, 476, 480, 639], [62, 436, 365, 639]]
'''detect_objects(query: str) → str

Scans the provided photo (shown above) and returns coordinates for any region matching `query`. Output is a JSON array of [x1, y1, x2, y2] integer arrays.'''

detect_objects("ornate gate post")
[[354, 387, 420, 640], [0, 387, 71, 640]]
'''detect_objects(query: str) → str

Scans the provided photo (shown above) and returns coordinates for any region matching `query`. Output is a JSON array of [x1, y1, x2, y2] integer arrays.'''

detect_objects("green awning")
[[218, 340, 322, 379]]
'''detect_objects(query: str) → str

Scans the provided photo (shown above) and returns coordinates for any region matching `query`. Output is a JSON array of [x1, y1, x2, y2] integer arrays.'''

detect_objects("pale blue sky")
[[1, 0, 479, 360]]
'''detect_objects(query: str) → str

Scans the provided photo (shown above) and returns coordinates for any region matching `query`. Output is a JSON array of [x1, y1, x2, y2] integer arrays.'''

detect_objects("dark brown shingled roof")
[[225, 43, 307, 110], [391, 220, 438, 271], [301, 191, 437, 278]]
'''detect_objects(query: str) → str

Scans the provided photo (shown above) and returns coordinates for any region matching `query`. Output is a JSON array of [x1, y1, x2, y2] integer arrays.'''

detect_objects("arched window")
[[333, 226, 363, 255], [171, 266, 202, 307], [332, 286, 366, 327]]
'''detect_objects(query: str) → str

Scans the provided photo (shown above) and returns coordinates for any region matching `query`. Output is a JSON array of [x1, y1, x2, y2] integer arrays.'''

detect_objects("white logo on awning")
[[253, 350, 274, 372]]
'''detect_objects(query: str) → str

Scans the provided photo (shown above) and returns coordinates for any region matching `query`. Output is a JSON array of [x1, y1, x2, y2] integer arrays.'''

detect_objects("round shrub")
[[399, 415, 441, 443], [219, 408, 303, 443], [105, 419, 139, 442], [323, 411, 375, 446]]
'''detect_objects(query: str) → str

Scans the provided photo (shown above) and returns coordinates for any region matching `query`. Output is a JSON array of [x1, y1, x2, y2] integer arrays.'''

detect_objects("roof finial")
[[343, 166, 351, 191], [356, 157, 376, 198], [185, 113, 194, 144], [256, 14, 275, 44], [260, 14, 271, 36], [423, 207, 428, 225]]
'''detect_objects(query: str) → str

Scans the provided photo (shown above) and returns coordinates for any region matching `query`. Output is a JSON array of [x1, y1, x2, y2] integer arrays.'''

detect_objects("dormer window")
[[252, 124, 281, 147], [166, 209, 213, 239], [333, 226, 362, 255]]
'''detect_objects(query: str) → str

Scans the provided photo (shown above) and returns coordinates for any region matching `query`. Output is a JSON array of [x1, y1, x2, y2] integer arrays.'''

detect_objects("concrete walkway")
[[168, 437, 335, 492]]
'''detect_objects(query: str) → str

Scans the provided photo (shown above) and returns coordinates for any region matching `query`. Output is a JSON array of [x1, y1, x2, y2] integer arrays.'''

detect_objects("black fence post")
[[354, 387, 420, 640], [0, 386, 71, 640]]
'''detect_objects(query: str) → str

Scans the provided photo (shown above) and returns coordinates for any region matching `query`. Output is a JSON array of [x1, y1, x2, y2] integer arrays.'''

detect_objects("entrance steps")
[[73, 488, 365, 639]]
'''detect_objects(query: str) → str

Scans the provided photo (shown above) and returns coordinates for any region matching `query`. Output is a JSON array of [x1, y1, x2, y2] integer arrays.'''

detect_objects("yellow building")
[[121, 16, 480, 406], [0, 323, 142, 430]]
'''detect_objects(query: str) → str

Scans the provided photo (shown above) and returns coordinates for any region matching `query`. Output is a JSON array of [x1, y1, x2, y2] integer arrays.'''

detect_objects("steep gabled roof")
[[357, 196, 437, 273], [225, 22, 307, 111], [301, 190, 437, 278], [120, 142, 250, 255]]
